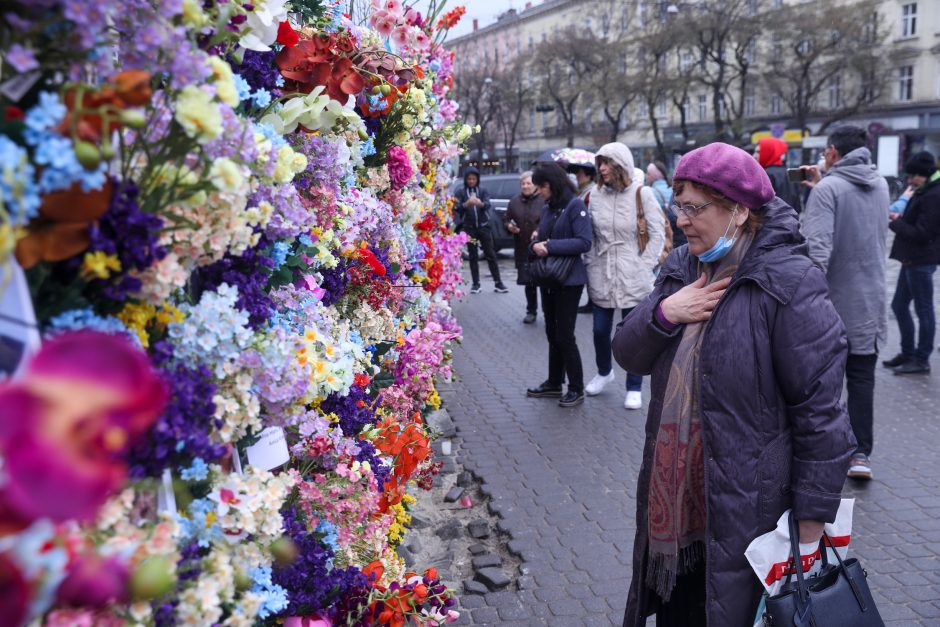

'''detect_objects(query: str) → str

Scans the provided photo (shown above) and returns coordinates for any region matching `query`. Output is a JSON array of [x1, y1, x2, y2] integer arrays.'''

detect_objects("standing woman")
[[525, 163, 593, 407], [613, 143, 854, 626], [504, 171, 546, 324], [583, 143, 666, 410], [647, 160, 687, 247]]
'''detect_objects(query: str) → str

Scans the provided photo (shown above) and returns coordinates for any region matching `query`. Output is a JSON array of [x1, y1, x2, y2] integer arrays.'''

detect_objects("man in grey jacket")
[[802, 125, 889, 480]]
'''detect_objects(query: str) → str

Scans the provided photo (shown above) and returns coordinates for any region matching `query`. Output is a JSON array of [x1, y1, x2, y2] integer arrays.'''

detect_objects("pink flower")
[[372, 10, 395, 37], [0, 553, 28, 627], [382, 0, 404, 17], [390, 25, 412, 49], [56, 554, 130, 608], [414, 30, 431, 51], [285, 616, 332, 627], [404, 8, 423, 26], [0, 331, 167, 526], [387, 146, 414, 190]]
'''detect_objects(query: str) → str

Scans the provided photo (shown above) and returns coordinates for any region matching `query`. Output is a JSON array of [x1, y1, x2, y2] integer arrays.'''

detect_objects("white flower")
[[209, 158, 245, 193], [239, 0, 289, 51]]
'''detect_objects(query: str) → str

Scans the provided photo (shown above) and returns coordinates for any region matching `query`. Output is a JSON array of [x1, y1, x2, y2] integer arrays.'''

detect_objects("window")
[[827, 76, 842, 109], [657, 52, 668, 73], [901, 3, 917, 37], [638, 1, 647, 28], [680, 49, 693, 72], [772, 0, 783, 7], [770, 94, 782, 114], [638, 97, 648, 118], [584, 107, 593, 131], [698, 94, 707, 121], [528, 34, 534, 50], [584, 17, 593, 32], [898, 65, 914, 101], [744, 88, 755, 116], [657, 99, 667, 117], [529, 110, 535, 132], [747, 0, 758, 16], [541, 110, 548, 130], [681, 98, 690, 120], [620, 7, 629, 32], [602, 13, 610, 35], [745, 41, 757, 64], [718, 99, 727, 118]]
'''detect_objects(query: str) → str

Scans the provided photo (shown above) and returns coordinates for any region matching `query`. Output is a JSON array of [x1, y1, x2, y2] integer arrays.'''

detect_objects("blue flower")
[[177, 498, 223, 547], [233, 73, 252, 103], [298, 234, 313, 247], [24, 91, 66, 133], [252, 87, 272, 108], [429, 59, 442, 73], [250, 566, 290, 618], [179, 458, 209, 481], [360, 136, 376, 158], [47, 309, 141, 345], [255, 121, 287, 150], [0, 136, 41, 225], [271, 241, 290, 269]]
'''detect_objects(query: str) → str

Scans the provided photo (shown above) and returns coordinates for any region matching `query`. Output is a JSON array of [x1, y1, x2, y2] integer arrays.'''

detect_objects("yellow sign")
[[750, 129, 808, 144]]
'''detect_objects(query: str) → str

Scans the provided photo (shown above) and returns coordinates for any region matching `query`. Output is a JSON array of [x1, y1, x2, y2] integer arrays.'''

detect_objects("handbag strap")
[[786, 512, 814, 625], [635, 187, 648, 254]]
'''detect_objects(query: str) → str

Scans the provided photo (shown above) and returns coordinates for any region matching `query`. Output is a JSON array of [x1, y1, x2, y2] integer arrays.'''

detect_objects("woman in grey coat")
[[613, 143, 855, 626]]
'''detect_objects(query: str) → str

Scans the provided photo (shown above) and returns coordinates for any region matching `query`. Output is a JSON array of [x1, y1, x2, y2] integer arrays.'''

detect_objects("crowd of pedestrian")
[[452, 128, 940, 626]]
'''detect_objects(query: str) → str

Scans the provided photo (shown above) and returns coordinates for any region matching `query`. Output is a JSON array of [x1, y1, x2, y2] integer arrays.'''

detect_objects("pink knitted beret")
[[674, 142, 775, 209]]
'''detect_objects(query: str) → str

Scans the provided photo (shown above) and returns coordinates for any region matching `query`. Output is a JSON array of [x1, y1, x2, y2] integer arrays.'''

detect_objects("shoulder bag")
[[763, 512, 884, 627], [530, 205, 576, 288], [636, 187, 649, 255]]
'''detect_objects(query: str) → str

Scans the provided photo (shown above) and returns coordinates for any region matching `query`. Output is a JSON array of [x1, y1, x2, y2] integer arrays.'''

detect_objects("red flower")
[[277, 21, 300, 46], [358, 247, 387, 277], [4, 105, 24, 122]]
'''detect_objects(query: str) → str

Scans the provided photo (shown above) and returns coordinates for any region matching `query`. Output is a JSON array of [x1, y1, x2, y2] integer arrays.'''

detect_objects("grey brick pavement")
[[441, 257, 940, 626]]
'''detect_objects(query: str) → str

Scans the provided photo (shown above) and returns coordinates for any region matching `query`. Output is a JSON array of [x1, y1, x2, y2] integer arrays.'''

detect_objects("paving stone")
[[474, 567, 511, 590], [444, 486, 464, 503], [435, 519, 463, 540], [467, 519, 490, 539], [456, 471, 474, 487], [440, 457, 457, 474], [396, 545, 414, 567], [471, 554, 502, 570], [462, 579, 489, 596]]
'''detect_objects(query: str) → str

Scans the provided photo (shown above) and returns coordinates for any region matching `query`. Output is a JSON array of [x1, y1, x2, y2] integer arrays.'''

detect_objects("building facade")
[[447, 0, 940, 175]]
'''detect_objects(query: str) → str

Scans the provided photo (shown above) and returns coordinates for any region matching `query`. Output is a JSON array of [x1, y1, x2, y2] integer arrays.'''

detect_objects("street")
[[441, 257, 940, 626]]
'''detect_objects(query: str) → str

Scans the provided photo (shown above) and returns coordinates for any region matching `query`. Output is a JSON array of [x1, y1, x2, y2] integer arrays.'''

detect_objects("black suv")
[[449, 174, 521, 252]]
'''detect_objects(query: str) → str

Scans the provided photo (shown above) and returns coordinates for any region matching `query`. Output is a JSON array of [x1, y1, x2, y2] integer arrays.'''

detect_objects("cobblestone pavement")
[[440, 256, 940, 626]]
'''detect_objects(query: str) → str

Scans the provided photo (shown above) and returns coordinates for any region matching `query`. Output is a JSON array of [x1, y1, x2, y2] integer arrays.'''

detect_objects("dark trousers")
[[465, 227, 501, 286], [593, 306, 643, 391], [656, 562, 707, 627], [541, 284, 584, 392], [525, 283, 538, 315], [891, 264, 937, 363], [846, 353, 877, 456]]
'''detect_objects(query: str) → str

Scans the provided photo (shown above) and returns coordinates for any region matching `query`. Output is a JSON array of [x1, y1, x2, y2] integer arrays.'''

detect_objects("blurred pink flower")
[[56, 554, 129, 608], [0, 331, 167, 526], [390, 25, 412, 49], [387, 146, 414, 191], [0, 553, 28, 627], [285, 616, 332, 627]]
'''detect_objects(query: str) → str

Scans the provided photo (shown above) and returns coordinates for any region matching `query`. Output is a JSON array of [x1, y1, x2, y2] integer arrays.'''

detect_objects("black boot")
[[526, 381, 563, 398]]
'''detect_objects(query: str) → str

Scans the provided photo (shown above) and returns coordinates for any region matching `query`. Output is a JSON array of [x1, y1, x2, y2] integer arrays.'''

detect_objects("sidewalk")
[[441, 258, 940, 625]]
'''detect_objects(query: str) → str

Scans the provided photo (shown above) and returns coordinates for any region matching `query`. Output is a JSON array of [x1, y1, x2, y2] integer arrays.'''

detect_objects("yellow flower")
[[174, 85, 223, 143], [207, 57, 239, 107], [82, 251, 122, 279], [181, 0, 208, 27], [209, 157, 244, 193]]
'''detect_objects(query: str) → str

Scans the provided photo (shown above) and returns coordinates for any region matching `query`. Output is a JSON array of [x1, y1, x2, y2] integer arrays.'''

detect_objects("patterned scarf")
[[646, 230, 754, 601]]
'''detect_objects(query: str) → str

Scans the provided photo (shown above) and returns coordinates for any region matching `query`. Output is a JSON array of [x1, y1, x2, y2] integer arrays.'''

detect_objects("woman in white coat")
[[584, 143, 666, 409]]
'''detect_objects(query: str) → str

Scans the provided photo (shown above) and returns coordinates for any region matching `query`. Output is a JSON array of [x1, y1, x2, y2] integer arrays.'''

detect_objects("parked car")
[[449, 174, 520, 252]]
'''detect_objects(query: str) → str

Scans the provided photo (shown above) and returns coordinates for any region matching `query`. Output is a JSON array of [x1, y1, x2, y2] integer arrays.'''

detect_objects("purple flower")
[[191, 235, 275, 329], [126, 341, 226, 478], [86, 179, 167, 302], [7, 44, 39, 73], [231, 50, 282, 95], [317, 259, 351, 307]]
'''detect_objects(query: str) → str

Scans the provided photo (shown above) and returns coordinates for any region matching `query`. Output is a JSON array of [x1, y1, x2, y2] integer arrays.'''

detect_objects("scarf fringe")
[[647, 541, 706, 602]]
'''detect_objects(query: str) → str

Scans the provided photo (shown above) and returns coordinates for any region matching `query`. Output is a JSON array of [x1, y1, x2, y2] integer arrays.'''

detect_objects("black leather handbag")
[[763, 513, 884, 627], [530, 254, 575, 288]]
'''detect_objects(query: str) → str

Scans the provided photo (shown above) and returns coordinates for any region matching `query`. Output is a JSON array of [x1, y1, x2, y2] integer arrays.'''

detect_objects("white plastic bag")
[[746, 499, 854, 626]]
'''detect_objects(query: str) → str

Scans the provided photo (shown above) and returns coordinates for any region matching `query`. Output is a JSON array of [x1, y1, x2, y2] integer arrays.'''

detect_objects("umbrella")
[[532, 147, 596, 170]]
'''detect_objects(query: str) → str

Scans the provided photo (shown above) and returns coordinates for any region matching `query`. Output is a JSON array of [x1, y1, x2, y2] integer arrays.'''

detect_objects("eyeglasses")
[[671, 200, 715, 219]]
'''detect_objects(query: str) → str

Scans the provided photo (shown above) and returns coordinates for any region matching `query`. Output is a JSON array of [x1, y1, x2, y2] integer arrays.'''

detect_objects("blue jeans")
[[891, 264, 937, 363], [592, 306, 643, 392]]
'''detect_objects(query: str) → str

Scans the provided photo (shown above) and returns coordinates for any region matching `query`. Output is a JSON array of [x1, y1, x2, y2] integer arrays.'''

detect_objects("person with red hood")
[[754, 137, 801, 211]]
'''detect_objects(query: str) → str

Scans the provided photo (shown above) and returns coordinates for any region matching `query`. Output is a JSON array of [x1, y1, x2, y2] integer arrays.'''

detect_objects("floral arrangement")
[[0, 0, 471, 624]]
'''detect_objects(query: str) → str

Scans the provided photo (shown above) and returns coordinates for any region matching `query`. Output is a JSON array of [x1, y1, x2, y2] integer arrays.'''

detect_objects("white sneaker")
[[624, 391, 642, 410], [585, 372, 615, 396]]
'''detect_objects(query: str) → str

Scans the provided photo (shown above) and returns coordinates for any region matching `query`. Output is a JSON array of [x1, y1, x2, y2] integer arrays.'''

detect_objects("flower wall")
[[0, 1, 473, 625]]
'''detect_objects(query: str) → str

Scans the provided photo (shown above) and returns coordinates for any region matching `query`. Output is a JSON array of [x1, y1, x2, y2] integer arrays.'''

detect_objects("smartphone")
[[787, 168, 807, 182], [509, 219, 518, 227]]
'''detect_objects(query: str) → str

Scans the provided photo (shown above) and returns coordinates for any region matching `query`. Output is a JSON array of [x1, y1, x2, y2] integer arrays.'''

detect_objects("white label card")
[[245, 427, 290, 471]]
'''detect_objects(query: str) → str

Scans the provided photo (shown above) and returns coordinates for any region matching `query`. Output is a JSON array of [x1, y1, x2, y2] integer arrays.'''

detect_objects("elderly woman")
[[525, 162, 592, 407], [504, 171, 546, 324], [613, 143, 854, 626], [584, 143, 666, 410]]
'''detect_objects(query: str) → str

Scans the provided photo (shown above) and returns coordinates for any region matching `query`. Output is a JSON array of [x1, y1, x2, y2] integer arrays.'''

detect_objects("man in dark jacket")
[[453, 167, 508, 294], [802, 125, 888, 480], [884, 151, 940, 375]]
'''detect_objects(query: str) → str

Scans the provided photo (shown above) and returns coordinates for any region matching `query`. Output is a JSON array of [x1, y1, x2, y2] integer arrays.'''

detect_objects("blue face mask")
[[697, 207, 740, 263]]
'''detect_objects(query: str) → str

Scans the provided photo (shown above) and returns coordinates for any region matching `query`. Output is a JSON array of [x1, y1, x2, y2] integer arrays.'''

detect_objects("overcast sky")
[[412, 0, 515, 40]]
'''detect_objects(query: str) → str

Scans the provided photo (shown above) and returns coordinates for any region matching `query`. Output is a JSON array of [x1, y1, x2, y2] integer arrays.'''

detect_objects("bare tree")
[[452, 57, 499, 166], [531, 26, 600, 147], [490, 57, 533, 172], [762, 0, 893, 138]]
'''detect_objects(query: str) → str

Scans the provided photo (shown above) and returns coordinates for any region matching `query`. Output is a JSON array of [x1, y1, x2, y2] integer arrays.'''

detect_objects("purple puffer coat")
[[613, 198, 855, 627]]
